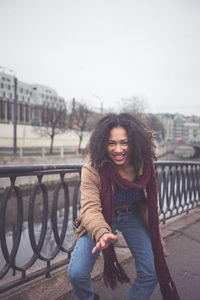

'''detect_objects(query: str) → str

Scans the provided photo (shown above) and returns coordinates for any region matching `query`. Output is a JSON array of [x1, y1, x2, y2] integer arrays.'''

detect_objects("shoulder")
[[82, 160, 98, 175], [81, 161, 100, 185]]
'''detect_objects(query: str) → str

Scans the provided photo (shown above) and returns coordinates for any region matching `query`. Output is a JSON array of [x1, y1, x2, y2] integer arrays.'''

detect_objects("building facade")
[[156, 113, 200, 143], [0, 71, 66, 126]]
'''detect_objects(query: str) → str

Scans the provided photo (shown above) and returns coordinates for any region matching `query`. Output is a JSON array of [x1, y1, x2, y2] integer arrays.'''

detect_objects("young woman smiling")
[[68, 113, 180, 300]]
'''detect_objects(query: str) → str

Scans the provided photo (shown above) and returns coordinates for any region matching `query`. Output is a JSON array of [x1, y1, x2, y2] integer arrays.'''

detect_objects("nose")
[[114, 143, 122, 152]]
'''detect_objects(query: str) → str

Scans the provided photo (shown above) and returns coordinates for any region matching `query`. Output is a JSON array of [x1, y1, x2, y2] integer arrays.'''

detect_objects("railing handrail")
[[155, 160, 200, 166], [0, 163, 83, 178], [0, 160, 200, 174]]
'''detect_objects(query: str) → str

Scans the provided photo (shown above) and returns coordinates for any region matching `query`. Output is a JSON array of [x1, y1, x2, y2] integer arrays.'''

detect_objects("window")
[[193, 129, 197, 137], [0, 100, 5, 119], [7, 101, 12, 121], [41, 109, 45, 124], [19, 103, 24, 122], [25, 105, 29, 123]]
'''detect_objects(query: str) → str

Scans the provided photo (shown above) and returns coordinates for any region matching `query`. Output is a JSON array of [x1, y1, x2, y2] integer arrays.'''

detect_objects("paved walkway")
[[62, 207, 200, 300], [1, 207, 200, 300]]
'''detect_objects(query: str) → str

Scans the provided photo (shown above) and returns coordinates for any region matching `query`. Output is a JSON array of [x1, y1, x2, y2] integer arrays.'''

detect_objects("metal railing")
[[155, 161, 200, 223], [0, 161, 199, 295], [0, 164, 82, 294]]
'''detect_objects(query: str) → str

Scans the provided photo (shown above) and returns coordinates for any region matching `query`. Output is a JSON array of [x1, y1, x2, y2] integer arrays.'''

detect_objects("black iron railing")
[[155, 161, 200, 223], [0, 164, 82, 294], [0, 161, 199, 294]]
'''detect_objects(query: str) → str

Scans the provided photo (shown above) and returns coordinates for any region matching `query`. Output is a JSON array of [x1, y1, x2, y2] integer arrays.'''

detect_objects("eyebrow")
[[108, 139, 128, 142]]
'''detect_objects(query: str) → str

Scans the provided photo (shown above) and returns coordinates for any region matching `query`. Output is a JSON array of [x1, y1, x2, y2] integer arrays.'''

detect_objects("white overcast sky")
[[0, 0, 200, 116]]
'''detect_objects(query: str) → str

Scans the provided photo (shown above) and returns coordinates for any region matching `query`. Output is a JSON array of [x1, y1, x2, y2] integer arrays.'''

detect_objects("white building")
[[0, 71, 65, 126], [0, 71, 71, 148]]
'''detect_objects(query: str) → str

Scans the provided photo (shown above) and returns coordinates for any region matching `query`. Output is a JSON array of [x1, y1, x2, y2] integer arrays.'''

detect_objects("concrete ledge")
[[1, 207, 199, 300], [161, 206, 200, 238]]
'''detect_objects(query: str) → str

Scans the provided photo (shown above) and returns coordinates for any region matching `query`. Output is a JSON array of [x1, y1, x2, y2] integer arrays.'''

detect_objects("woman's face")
[[107, 126, 130, 167]]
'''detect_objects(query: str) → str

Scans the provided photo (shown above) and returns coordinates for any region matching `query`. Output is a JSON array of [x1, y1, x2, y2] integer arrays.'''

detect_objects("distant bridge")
[[188, 143, 200, 158], [158, 141, 200, 160]]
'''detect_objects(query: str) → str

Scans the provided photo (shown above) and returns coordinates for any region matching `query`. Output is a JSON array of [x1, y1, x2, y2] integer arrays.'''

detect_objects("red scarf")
[[98, 160, 180, 300]]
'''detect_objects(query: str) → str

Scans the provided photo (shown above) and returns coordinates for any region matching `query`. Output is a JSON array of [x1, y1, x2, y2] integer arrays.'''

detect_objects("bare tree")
[[119, 96, 164, 141], [145, 114, 165, 141], [70, 98, 91, 152], [85, 111, 103, 131], [120, 96, 147, 116], [36, 98, 67, 154]]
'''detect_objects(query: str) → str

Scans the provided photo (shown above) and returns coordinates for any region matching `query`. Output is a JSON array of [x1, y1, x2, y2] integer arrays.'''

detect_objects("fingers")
[[92, 233, 117, 254], [92, 243, 100, 254]]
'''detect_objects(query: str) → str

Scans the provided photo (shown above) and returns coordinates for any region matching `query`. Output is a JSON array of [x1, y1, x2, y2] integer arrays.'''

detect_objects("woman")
[[68, 113, 180, 300]]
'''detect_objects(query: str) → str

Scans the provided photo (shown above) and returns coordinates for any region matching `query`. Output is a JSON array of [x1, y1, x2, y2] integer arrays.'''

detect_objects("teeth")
[[114, 155, 125, 159]]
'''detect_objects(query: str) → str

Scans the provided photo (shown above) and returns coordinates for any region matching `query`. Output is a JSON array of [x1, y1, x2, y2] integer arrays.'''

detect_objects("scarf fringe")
[[103, 260, 130, 289], [160, 280, 181, 300]]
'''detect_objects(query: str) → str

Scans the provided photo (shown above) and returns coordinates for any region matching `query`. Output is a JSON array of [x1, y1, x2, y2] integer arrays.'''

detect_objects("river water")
[[0, 205, 76, 279], [0, 178, 79, 280]]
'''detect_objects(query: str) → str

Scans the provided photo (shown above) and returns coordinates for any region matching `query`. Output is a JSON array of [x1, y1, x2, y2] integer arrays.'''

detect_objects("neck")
[[115, 163, 136, 181], [115, 162, 133, 171]]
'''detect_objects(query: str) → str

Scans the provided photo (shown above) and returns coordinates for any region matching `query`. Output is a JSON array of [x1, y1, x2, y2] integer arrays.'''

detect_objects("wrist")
[[96, 230, 111, 243]]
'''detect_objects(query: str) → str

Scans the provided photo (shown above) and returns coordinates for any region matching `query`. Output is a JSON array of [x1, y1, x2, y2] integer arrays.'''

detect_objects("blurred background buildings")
[[0, 69, 200, 152]]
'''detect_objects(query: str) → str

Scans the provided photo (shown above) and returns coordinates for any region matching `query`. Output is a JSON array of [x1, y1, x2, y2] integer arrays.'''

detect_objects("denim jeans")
[[68, 205, 157, 300]]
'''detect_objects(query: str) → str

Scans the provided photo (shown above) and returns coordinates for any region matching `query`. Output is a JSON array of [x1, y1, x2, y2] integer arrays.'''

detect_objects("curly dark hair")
[[89, 113, 156, 175]]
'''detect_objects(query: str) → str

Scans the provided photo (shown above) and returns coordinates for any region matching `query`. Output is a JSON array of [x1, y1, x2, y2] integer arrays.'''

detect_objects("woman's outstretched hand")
[[92, 233, 117, 254]]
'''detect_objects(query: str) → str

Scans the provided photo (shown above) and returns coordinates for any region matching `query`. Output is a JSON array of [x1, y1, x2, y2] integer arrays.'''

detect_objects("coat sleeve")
[[79, 163, 112, 242]]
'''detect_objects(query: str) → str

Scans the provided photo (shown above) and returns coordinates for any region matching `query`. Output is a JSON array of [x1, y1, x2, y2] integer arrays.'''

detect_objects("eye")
[[121, 141, 128, 145], [108, 141, 115, 145]]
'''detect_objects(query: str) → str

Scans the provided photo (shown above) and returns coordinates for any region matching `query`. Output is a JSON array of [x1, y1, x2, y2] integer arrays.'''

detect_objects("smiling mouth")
[[113, 153, 126, 161]]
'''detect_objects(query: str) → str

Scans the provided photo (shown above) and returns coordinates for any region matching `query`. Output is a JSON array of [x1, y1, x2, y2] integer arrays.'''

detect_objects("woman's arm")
[[80, 163, 112, 243]]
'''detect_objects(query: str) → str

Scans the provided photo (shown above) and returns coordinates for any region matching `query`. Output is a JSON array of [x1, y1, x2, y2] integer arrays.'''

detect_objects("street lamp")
[[92, 94, 103, 114], [13, 75, 18, 155], [0, 66, 18, 154]]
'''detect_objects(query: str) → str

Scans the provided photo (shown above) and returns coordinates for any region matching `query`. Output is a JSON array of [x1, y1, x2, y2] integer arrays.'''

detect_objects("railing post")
[[60, 147, 64, 158], [13, 76, 18, 155], [19, 147, 23, 158], [42, 147, 45, 158]]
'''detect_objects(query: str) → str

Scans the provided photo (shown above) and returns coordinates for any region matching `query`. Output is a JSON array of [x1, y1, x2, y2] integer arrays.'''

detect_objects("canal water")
[[0, 180, 78, 280]]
